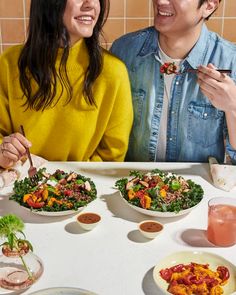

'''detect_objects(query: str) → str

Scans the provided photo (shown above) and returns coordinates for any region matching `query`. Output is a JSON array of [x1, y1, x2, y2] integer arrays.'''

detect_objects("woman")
[[0, 0, 133, 168]]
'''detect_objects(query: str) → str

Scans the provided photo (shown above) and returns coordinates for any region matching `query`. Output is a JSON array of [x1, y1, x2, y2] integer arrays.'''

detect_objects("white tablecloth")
[[0, 162, 235, 295]]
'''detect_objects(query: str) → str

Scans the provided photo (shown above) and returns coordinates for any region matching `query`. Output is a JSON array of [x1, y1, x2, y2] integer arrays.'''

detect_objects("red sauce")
[[77, 213, 101, 224], [140, 221, 163, 232]]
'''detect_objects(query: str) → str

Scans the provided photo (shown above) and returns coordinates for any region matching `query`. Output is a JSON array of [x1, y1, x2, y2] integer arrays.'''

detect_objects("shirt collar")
[[138, 23, 210, 69], [138, 27, 159, 57], [183, 23, 210, 69]]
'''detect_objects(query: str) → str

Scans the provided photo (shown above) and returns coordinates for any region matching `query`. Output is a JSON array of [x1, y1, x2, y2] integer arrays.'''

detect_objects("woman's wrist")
[[0, 149, 13, 169]]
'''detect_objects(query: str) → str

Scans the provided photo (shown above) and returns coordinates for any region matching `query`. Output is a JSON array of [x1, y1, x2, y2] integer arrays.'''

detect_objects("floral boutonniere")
[[160, 62, 177, 75]]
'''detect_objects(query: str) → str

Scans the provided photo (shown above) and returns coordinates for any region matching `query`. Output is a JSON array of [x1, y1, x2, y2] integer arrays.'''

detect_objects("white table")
[[0, 162, 235, 295]]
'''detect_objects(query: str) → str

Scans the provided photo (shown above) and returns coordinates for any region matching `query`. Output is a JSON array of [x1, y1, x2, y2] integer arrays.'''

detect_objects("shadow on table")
[[180, 228, 215, 247], [100, 191, 192, 224], [64, 221, 90, 235], [142, 266, 164, 295], [127, 230, 152, 243]]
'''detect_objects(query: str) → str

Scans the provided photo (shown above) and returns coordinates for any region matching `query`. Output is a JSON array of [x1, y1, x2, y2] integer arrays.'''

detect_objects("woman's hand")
[[0, 133, 32, 169], [197, 63, 236, 113]]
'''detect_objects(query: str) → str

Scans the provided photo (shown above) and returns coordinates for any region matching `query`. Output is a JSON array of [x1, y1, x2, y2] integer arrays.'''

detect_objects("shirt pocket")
[[132, 89, 146, 128], [187, 102, 224, 148]]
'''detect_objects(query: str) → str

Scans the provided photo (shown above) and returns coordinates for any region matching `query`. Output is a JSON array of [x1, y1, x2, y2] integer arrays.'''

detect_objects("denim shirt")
[[110, 24, 236, 163]]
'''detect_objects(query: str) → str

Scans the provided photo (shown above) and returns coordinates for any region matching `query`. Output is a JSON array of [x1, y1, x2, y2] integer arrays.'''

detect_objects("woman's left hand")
[[197, 63, 236, 113]]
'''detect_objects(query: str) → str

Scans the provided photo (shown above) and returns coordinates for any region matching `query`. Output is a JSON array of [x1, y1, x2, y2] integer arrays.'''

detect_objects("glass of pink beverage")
[[207, 197, 236, 247]]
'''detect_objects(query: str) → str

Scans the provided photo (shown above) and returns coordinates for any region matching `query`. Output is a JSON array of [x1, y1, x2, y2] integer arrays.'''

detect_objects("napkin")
[[209, 156, 236, 191], [0, 155, 47, 189]]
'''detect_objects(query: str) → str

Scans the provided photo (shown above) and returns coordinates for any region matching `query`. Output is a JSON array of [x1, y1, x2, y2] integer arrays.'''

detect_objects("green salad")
[[10, 168, 97, 212], [115, 169, 204, 213]]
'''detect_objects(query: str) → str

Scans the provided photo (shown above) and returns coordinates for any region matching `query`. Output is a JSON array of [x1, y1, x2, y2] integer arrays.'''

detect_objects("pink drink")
[[207, 199, 236, 247]]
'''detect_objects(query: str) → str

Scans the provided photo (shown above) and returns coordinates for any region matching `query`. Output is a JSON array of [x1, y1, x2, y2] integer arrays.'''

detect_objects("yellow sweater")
[[0, 40, 133, 161]]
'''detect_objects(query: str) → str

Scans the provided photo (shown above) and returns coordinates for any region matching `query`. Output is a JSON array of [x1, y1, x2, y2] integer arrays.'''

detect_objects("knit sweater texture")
[[0, 39, 133, 161]]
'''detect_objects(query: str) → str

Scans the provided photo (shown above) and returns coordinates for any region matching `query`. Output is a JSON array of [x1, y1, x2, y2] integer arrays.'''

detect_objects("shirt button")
[[171, 111, 175, 114], [169, 137, 173, 141], [153, 132, 157, 136], [176, 81, 179, 85], [204, 113, 208, 117]]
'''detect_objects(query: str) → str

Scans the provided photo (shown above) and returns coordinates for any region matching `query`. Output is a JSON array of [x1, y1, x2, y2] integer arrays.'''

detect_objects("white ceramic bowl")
[[138, 220, 164, 239], [153, 251, 236, 295], [121, 195, 203, 217], [76, 212, 101, 231]]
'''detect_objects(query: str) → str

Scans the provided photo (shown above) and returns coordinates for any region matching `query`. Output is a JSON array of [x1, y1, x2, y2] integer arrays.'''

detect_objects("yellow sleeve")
[[0, 54, 13, 144], [90, 65, 133, 161]]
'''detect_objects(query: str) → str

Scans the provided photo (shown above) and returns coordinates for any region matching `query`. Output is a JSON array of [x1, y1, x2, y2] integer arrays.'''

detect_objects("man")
[[111, 0, 236, 164]]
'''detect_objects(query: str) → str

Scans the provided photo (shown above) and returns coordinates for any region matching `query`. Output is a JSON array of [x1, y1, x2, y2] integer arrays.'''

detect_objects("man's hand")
[[197, 63, 236, 113]]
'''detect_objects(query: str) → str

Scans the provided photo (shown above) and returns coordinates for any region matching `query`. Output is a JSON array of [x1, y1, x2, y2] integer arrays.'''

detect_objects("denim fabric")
[[110, 24, 236, 163]]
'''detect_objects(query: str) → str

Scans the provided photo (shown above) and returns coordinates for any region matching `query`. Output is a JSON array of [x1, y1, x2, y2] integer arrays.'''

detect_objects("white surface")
[[0, 162, 236, 295], [153, 250, 236, 295]]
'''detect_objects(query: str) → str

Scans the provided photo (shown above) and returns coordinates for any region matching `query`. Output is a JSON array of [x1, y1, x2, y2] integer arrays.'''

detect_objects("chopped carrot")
[[128, 189, 136, 200], [23, 194, 32, 203], [160, 189, 167, 198]]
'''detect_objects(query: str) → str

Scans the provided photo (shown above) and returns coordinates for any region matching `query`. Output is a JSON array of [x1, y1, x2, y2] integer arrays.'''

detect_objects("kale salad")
[[10, 168, 97, 212], [115, 169, 204, 213]]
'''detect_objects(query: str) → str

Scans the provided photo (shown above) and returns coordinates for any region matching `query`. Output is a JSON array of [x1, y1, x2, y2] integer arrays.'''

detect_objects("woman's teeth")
[[78, 16, 92, 21]]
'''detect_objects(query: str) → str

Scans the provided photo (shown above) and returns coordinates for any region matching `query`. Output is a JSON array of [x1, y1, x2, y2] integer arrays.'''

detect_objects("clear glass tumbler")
[[207, 197, 236, 247]]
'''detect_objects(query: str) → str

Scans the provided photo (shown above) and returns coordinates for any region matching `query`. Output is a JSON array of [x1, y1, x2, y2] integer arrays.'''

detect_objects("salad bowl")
[[10, 168, 97, 216], [121, 196, 203, 217], [115, 169, 204, 218]]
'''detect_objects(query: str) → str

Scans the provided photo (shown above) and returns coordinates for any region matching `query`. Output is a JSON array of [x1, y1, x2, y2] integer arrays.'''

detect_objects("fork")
[[19, 125, 37, 178], [182, 69, 231, 74], [178, 69, 231, 75]]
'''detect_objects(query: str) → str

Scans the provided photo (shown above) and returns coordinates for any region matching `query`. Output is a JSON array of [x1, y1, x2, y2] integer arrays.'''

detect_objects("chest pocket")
[[132, 89, 146, 128], [187, 102, 224, 148]]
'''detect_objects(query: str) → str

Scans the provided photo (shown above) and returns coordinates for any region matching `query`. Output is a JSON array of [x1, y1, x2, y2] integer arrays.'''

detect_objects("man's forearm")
[[226, 110, 236, 149]]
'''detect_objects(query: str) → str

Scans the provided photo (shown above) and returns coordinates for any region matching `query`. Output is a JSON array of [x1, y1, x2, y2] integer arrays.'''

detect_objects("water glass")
[[207, 197, 236, 247]]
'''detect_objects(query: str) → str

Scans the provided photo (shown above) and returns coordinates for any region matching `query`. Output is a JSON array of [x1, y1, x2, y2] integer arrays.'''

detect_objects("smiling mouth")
[[158, 10, 174, 17], [74, 16, 94, 22]]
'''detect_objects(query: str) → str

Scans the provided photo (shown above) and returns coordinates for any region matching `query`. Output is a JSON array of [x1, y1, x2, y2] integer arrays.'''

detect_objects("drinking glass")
[[207, 197, 236, 247]]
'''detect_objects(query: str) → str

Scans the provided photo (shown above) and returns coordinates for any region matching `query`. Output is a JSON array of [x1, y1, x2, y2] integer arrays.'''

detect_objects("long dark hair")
[[18, 0, 110, 111]]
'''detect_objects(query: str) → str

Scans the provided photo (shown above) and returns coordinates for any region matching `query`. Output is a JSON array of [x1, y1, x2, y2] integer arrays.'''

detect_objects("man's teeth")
[[158, 11, 173, 16]]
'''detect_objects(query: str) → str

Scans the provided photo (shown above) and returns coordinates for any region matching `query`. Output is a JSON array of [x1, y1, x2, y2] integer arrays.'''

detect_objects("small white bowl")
[[138, 220, 164, 239], [76, 212, 101, 231]]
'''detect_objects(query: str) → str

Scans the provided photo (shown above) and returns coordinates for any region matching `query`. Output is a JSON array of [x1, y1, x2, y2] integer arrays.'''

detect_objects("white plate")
[[28, 287, 98, 295], [20, 205, 84, 217], [121, 195, 202, 217], [153, 251, 236, 295]]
